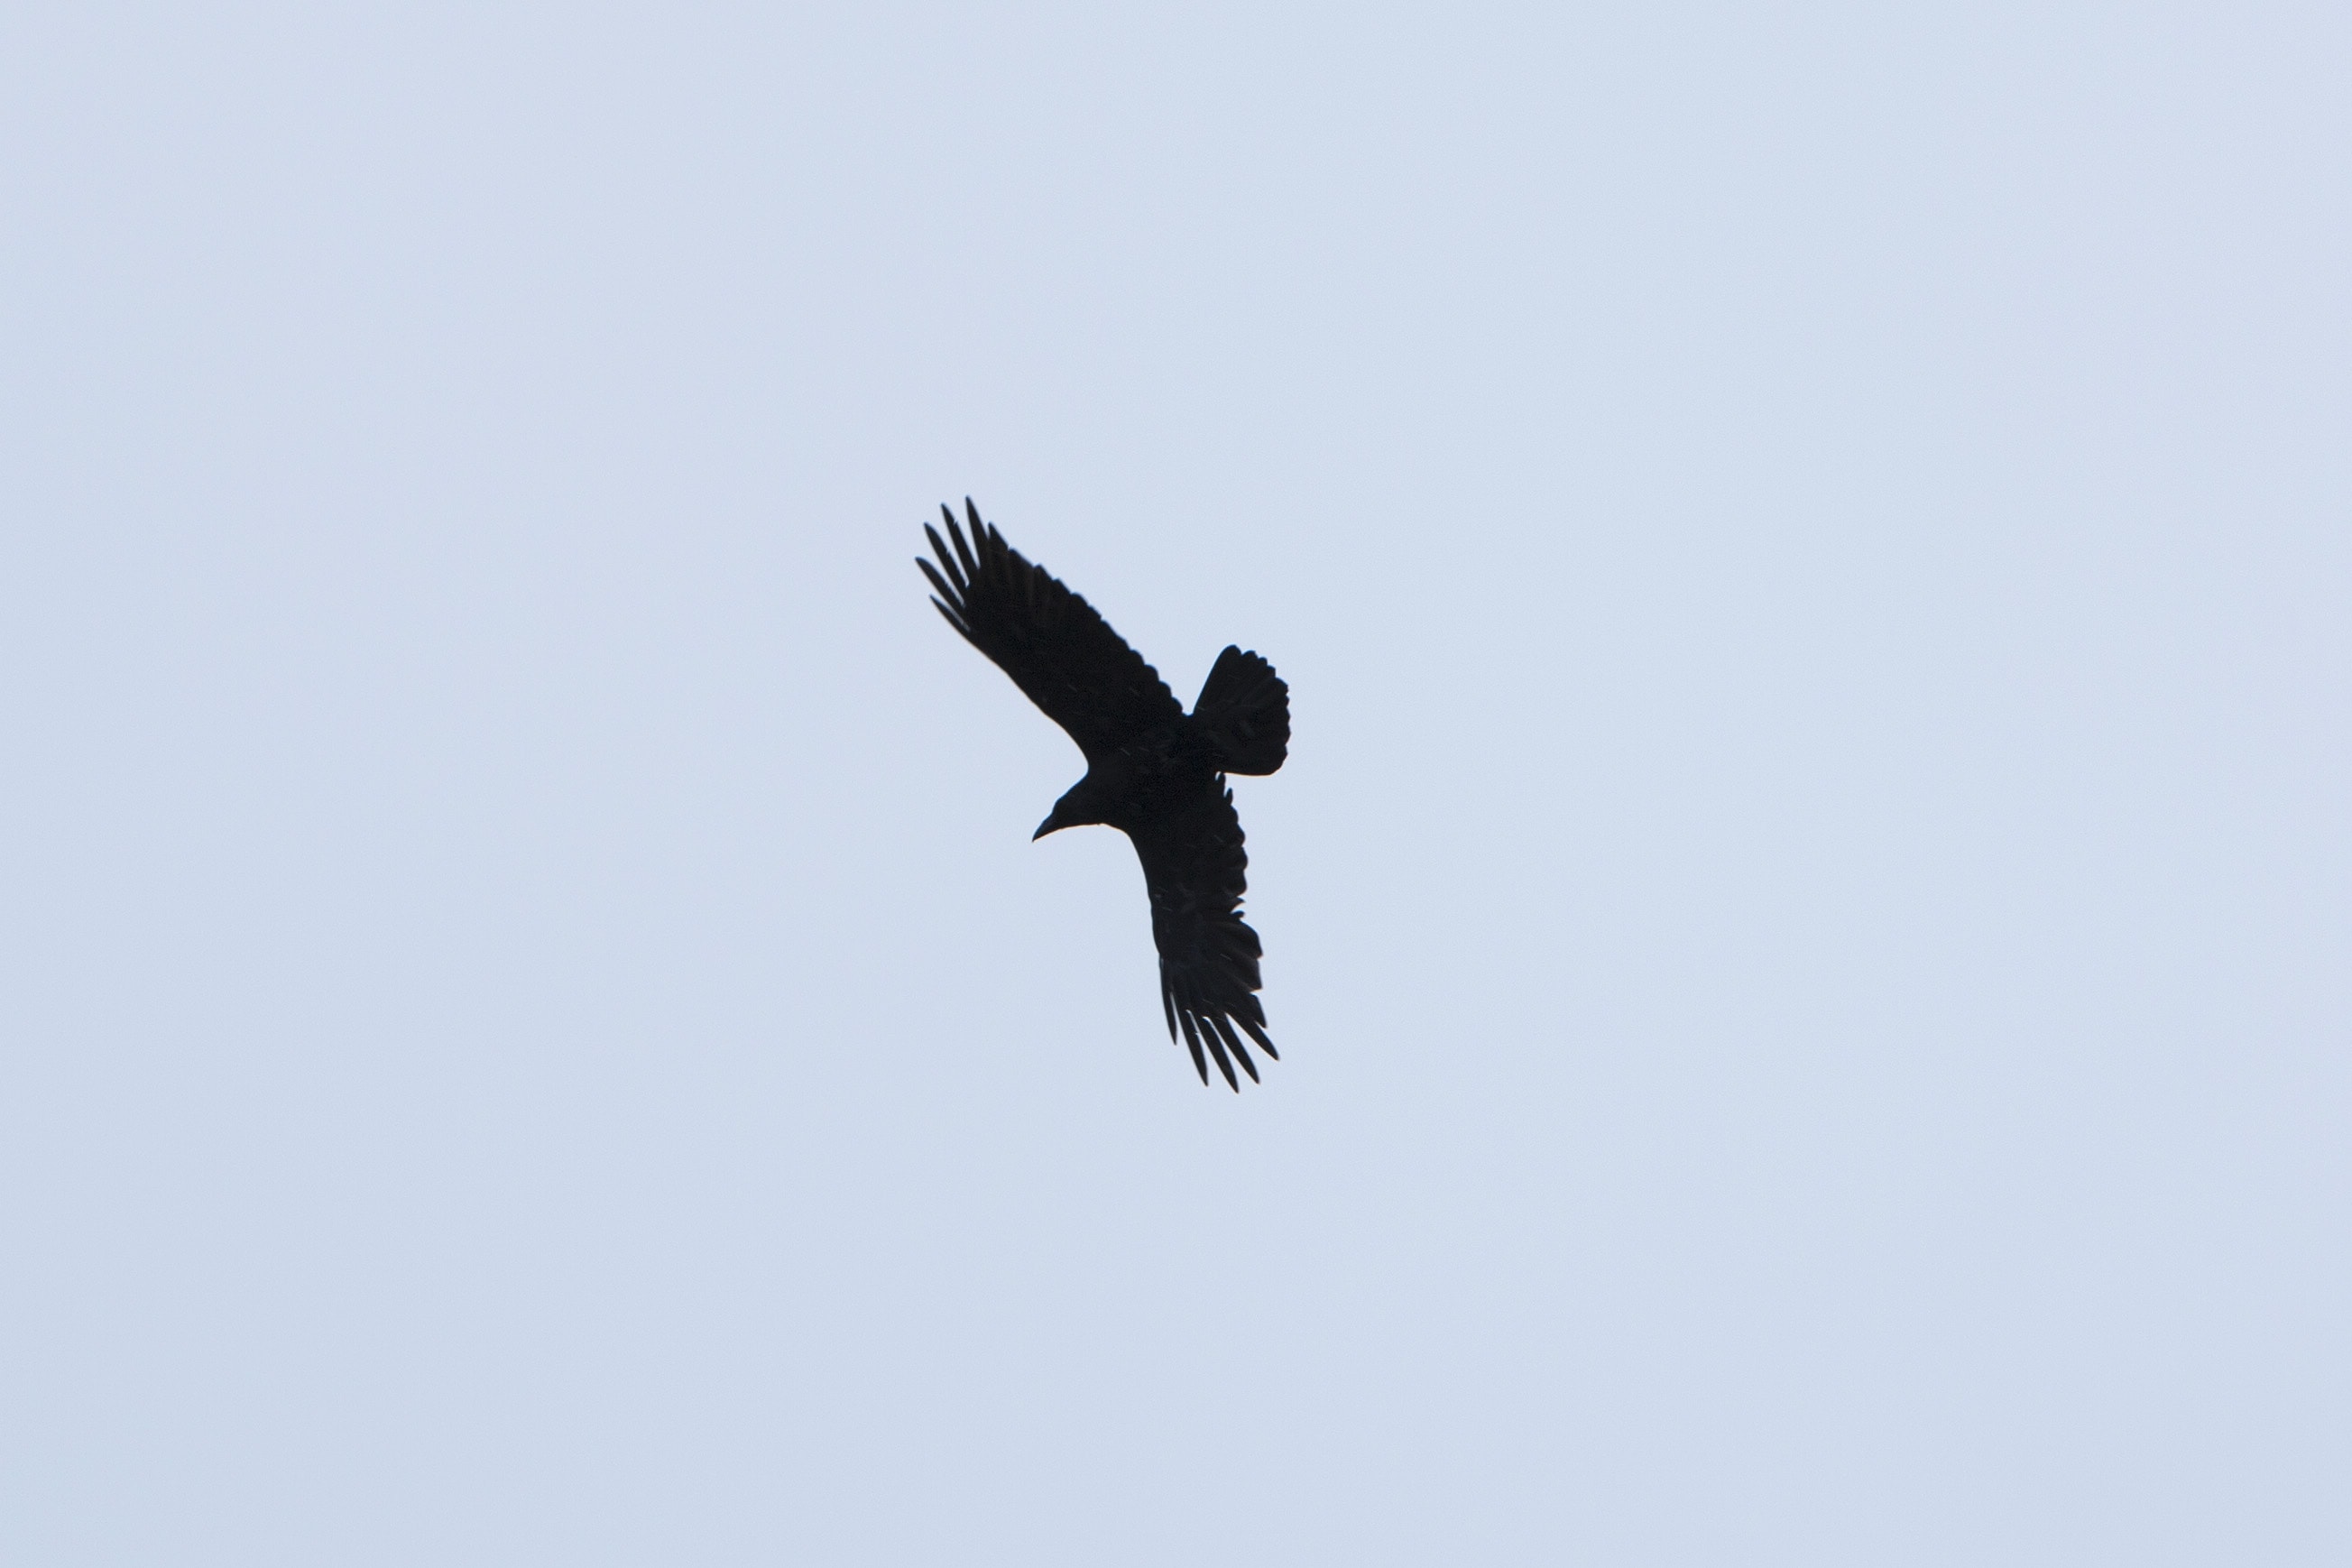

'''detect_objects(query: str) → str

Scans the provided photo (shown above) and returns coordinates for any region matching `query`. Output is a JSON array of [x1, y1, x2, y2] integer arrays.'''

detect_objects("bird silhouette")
[[918, 500, 1289, 1089]]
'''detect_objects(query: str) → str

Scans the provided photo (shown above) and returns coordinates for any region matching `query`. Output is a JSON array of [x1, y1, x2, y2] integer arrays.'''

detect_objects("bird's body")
[[918, 500, 1288, 1090]]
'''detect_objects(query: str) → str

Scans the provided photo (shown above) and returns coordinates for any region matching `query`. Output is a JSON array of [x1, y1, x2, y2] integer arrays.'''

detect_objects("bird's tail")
[[1192, 645, 1288, 775]]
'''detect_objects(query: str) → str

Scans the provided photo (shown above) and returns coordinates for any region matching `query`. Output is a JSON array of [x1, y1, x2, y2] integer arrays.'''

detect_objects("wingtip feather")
[[1210, 1014, 1260, 1083], [944, 504, 982, 582], [921, 524, 967, 595], [916, 555, 964, 613]]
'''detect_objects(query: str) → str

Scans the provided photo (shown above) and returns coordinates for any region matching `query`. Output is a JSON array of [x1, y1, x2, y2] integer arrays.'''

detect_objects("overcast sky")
[[4, 3, 2346, 1563]]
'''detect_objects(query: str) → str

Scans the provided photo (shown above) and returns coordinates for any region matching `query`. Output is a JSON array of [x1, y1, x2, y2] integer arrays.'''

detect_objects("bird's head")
[[1034, 780, 1103, 840]]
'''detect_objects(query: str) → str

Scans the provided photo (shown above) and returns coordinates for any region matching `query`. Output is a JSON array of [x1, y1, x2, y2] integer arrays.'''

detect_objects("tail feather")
[[1191, 645, 1288, 776]]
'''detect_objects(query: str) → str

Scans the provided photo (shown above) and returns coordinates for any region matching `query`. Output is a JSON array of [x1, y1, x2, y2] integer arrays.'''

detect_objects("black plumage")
[[918, 499, 1290, 1090]]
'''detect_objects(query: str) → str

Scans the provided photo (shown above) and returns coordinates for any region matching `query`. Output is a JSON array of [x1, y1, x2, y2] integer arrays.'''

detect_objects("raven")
[[918, 500, 1290, 1090]]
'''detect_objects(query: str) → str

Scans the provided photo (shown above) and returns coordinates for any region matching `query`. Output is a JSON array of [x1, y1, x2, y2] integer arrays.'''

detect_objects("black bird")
[[918, 499, 1290, 1090]]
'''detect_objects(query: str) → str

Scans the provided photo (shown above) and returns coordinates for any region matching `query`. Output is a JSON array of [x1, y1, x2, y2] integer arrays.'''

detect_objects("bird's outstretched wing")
[[918, 500, 1183, 761], [1134, 784, 1278, 1090]]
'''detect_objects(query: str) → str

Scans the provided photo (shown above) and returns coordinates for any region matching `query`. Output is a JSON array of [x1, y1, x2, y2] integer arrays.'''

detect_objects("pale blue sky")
[[4, 3, 2347, 1563]]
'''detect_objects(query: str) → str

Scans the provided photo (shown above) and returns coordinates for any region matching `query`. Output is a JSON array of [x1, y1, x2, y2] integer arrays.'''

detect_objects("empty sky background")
[[4, 3, 2346, 1563]]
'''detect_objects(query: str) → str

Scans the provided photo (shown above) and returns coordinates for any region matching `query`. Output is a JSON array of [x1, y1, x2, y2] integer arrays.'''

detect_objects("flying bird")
[[918, 499, 1289, 1090]]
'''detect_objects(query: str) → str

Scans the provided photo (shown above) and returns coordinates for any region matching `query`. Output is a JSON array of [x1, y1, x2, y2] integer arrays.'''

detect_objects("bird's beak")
[[1032, 815, 1056, 841]]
